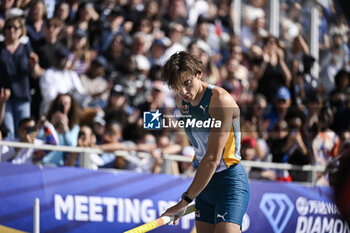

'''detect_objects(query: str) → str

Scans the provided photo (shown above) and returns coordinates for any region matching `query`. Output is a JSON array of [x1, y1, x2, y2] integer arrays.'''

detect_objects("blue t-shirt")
[[0, 42, 32, 101]]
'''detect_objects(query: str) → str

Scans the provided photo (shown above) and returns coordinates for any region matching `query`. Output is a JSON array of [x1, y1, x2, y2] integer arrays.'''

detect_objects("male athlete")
[[161, 51, 249, 233]]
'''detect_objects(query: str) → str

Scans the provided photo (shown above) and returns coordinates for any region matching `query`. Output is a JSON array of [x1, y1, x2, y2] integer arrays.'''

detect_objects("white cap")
[[196, 39, 212, 56], [7, 8, 24, 19], [134, 54, 150, 71]]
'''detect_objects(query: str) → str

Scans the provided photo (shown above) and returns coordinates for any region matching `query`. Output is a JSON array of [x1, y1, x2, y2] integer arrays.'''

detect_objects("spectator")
[[143, 0, 160, 23], [38, 93, 80, 166], [287, 34, 309, 74], [280, 2, 303, 45], [254, 36, 292, 102], [268, 119, 292, 182], [240, 17, 268, 52], [241, 94, 268, 140], [214, 0, 235, 35], [305, 93, 323, 134], [136, 80, 174, 118], [329, 70, 350, 133], [31, 17, 64, 119], [293, 54, 318, 106], [242, 0, 266, 26], [66, 125, 103, 169], [80, 55, 111, 108], [233, 34, 248, 62], [131, 133, 164, 173], [92, 111, 105, 145], [264, 86, 292, 132], [329, 15, 349, 43], [0, 117, 42, 164], [102, 32, 130, 78], [122, 0, 144, 33], [321, 33, 349, 94], [67, 28, 91, 75], [98, 7, 125, 52], [130, 32, 152, 57], [241, 136, 276, 181], [39, 46, 86, 115], [195, 39, 220, 85], [34, 17, 64, 69], [0, 0, 16, 30], [219, 55, 250, 105], [98, 120, 130, 168], [54, 2, 71, 24], [161, 0, 188, 31], [330, 69, 350, 95], [134, 17, 154, 37], [73, 2, 99, 33], [149, 37, 170, 67], [222, 44, 249, 85], [112, 54, 150, 106], [311, 106, 340, 186], [79, 3, 101, 48], [193, 16, 220, 56], [104, 84, 134, 128], [0, 16, 42, 138], [160, 22, 186, 64], [284, 109, 310, 182], [26, 0, 47, 51], [268, 108, 310, 182]]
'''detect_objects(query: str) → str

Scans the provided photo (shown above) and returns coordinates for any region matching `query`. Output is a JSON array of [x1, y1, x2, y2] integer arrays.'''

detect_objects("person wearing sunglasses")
[[0, 16, 42, 138], [0, 117, 43, 164]]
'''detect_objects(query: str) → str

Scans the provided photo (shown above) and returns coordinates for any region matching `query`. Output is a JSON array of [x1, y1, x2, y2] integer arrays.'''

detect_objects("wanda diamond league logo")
[[259, 193, 294, 233]]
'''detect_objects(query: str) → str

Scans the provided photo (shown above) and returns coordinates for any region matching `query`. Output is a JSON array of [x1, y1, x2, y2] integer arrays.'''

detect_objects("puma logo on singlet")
[[217, 212, 227, 221], [199, 105, 208, 114]]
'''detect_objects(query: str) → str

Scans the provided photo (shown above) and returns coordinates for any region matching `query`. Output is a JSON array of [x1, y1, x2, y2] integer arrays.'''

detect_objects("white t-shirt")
[[40, 68, 86, 115], [1, 139, 44, 164]]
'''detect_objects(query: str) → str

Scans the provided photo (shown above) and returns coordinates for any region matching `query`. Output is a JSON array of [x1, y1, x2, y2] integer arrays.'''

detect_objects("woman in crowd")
[[25, 0, 46, 51], [38, 93, 80, 166], [67, 28, 91, 75], [0, 16, 41, 138]]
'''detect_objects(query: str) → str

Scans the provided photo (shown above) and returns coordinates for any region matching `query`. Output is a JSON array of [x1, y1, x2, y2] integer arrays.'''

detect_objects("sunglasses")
[[46, 24, 60, 29], [5, 25, 20, 30], [24, 126, 36, 134]]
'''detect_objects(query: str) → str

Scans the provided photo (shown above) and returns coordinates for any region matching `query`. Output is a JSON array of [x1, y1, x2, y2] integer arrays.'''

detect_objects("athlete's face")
[[174, 73, 202, 102]]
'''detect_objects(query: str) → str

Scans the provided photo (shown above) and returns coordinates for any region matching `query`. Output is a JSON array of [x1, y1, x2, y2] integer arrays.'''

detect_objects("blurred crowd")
[[0, 0, 349, 186]]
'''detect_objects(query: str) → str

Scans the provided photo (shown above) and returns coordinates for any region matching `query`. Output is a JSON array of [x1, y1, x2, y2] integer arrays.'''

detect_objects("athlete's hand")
[[161, 199, 188, 225]]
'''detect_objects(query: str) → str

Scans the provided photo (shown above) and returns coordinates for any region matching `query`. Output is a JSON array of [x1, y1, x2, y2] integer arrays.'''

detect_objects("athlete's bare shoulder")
[[210, 86, 238, 108]]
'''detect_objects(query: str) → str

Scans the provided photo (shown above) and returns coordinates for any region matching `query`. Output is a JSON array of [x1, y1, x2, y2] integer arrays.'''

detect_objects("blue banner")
[[0, 163, 348, 233]]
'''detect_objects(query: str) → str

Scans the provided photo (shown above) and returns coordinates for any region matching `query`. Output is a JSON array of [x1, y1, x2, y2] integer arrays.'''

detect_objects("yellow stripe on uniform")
[[223, 126, 240, 167]]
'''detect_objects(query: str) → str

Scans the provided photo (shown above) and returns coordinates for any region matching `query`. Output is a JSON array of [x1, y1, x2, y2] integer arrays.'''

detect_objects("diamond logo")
[[259, 193, 294, 233]]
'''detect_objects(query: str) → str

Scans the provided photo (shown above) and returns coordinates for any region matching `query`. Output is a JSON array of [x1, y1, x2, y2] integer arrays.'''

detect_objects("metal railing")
[[0, 141, 326, 185]]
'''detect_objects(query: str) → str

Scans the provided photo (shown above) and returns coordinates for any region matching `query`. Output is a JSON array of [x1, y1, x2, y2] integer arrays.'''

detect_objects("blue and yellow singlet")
[[182, 85, 241, 173]]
